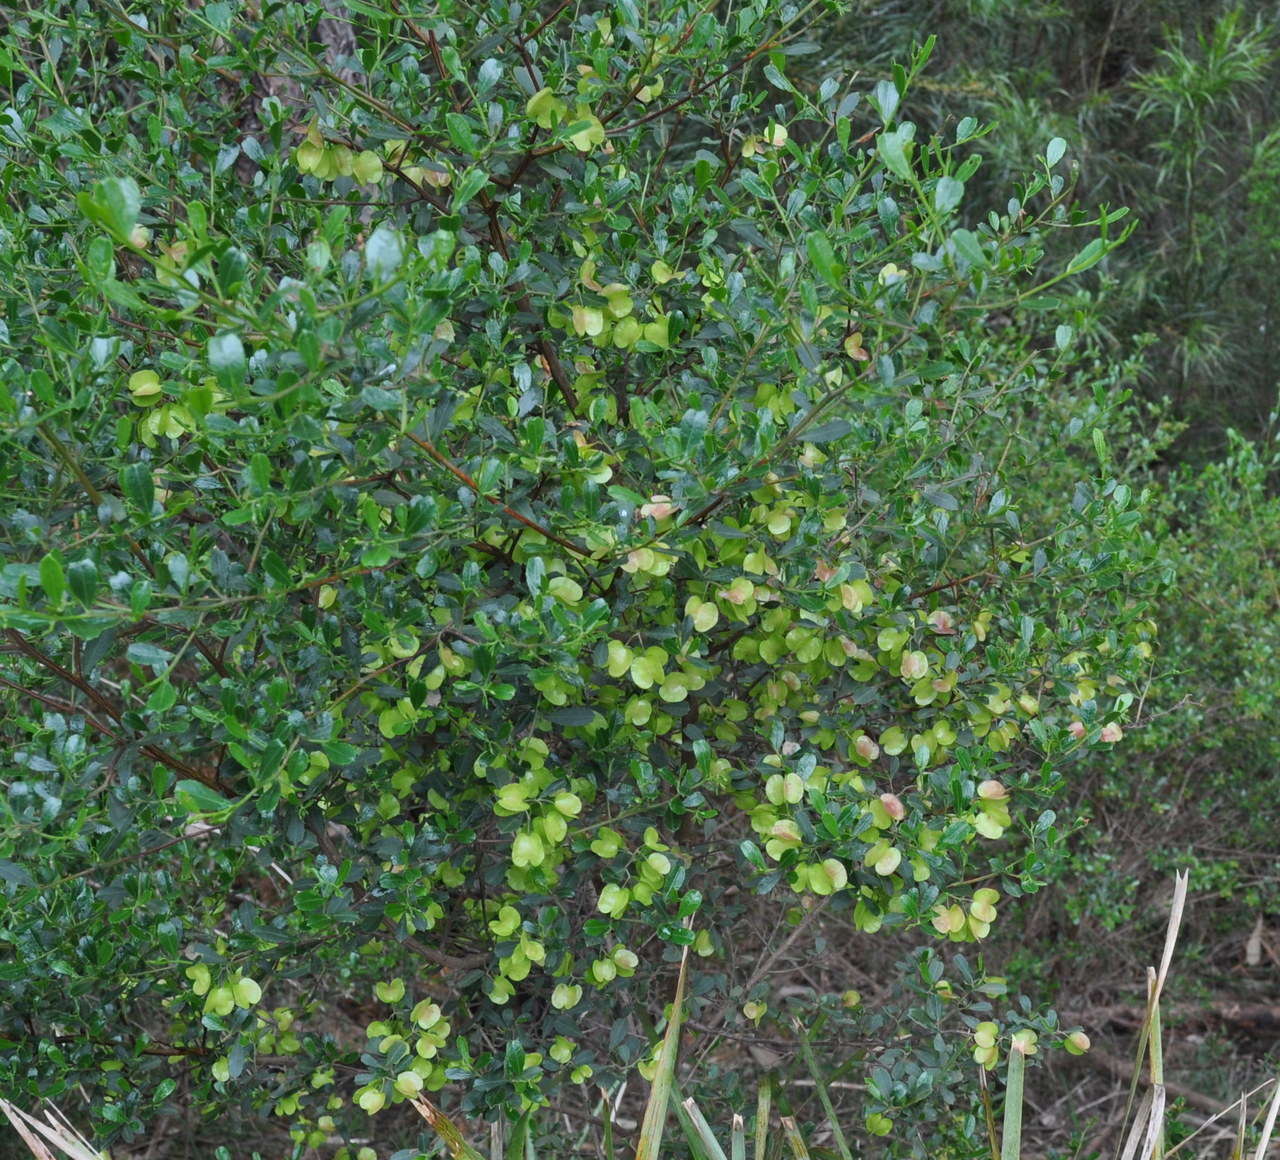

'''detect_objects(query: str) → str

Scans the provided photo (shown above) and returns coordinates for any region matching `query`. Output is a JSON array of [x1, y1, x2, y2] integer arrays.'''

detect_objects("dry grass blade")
[[0, 1103, 57, 1160], [1114, 872, 1189, 1160], [1141, 1086, 1167, 1160], [1152, 871, 1189, 1004], [634, 943, 690, 1160], [410, 1095, 488, 1160], [1163, 1078, 1278, 1158], [0, 1101, 102, 1160], [1253, 1073, 1280, 1160], [1146, 970, 1165, 1160], [1117, 1089, 1156, 1160]]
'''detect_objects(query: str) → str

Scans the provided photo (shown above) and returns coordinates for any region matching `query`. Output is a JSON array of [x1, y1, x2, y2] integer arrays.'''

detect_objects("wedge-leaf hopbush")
[[0, 0, 1155, 1147]]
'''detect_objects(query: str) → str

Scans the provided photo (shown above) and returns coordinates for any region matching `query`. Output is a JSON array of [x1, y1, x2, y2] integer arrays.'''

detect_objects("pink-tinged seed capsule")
[[928, 609, 956, 634], [879, 792, 905, 820]]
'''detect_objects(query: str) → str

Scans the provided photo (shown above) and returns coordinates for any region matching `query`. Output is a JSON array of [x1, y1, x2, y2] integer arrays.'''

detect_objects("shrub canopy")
[[0, 0, 1155, 1150]]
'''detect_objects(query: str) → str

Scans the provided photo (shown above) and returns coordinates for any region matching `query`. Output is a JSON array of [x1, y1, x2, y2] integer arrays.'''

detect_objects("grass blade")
[[1146, 970, 1164, 1160], [1152, 872, 1189, 1004], [601, 1086, 617, 1160], [683, 1097, 729, 1160], [780, 1115, 811, 1160], [1142, 1086, 1167, 1160], [1254, 1075, 1280, 1160], [793, 1017, 854, 1160], [674, 1088, 714, 1160], [1117, 1089, 1155, 1160], [0, 1102, 99, 1160], [411, 1095, 489, 1160], [755, 1074, 773, 1160], [731, 1113, 746, 1160], [999, 1040, 1027, 1160], [505, 1106, 534, 1160], [1114, 873, 1190, 1160], [634, 944, 690, 1160]]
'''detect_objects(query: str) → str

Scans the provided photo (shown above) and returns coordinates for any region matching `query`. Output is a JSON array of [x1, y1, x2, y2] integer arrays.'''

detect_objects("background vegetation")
[[0, 1, 1277, 1158]]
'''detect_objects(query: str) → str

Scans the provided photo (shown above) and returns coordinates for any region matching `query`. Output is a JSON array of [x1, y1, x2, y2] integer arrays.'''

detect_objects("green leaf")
[[146, 680, 178, 713], [0, 859, 34, 887], [738, 170, 773, 199], [1046, 137, 1067, 168], [127, 642, 173, 668], [452, 168, 489, 210], [445, 112, 477, 152], [951, 228, 987, 267], [66, 558, 99, 605], [209, 332, 246, 389], [1092, 427, 1109, 466], [871, 79, 900, 124], [802, 419, 852, 443], [1065, 237, 1106, 275], [85, 236, 115, 285], [933, 176, 964, 214], [245, 452, 272, 495], [762, 63, 794, 93], [503, 1039, 526, 1080], [39, 553, 65, 605], [323, 741, 360, 764], [805, 231, 844, 291], [175, 779, 233, 814], [877, 124, 915, 181], [635, 947, 690, 1160], [78, 176, 141, 238], [120, 463, 154, 513], [365, 225, 404, 279]]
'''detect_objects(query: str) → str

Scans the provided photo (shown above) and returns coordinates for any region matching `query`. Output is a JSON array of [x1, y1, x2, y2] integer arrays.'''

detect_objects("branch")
[[402, 432, 591, 558], [5, 630, 227, 792]]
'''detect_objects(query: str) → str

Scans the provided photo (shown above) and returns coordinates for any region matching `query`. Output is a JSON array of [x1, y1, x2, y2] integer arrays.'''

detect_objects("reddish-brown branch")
[[402, 432, 591, 558], [5, 629, 226, 791], [518, 0, 572, 47], [481, 199, 582, 414]]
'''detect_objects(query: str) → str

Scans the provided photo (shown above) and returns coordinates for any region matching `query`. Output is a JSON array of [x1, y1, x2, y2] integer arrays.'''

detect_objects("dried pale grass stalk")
[[0, 1100, 103, 1160], [1253, 1074, 1280, 1160]]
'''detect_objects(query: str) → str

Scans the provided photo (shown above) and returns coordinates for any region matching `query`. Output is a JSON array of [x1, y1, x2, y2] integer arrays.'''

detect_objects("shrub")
[[1060, 425, 1280, 943], [0, 1, 1155, 1151]]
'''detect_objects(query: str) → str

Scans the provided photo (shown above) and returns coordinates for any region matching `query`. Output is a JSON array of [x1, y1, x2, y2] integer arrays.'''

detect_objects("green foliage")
[[1063, 425, 1280, 939], [0, 0, 1157, 1153], [824, 1, 1280, 455]]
